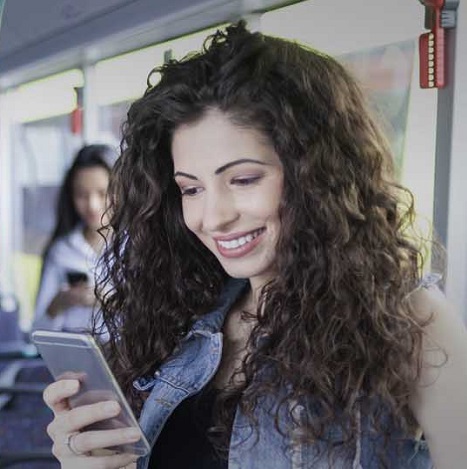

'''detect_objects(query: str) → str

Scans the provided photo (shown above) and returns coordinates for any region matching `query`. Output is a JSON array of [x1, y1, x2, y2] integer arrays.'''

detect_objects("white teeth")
[[217, 229, 262, 249]]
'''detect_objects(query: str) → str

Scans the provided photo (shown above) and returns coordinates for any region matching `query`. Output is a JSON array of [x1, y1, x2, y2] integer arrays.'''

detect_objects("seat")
[[0, 292, 38, 359], [0, 291, 58, 468], [0, 358, 59, 468]]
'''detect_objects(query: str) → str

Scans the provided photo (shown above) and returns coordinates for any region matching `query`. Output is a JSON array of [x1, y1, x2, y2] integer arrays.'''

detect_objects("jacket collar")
[[189, 277, 249, 335]]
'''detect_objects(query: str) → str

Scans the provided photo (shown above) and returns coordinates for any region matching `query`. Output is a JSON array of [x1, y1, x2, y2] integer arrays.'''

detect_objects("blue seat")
[[0, 358, 59, 468], [0, 291, 58, 468]]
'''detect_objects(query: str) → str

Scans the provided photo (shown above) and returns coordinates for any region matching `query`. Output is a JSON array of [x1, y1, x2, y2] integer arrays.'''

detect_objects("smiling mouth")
[[216, 228, 265, 250]]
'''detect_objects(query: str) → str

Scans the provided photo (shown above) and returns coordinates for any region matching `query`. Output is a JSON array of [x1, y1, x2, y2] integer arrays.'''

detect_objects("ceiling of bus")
[[0, 0, 208, 72], [0, 0, 262, 79]]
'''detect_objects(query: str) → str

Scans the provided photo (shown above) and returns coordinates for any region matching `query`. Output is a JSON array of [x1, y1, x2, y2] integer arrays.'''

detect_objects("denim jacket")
[[134, 277, 434, 469]]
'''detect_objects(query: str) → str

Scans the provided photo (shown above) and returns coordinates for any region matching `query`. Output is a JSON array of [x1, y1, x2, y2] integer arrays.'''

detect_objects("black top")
[[148, 388, 228, 469]]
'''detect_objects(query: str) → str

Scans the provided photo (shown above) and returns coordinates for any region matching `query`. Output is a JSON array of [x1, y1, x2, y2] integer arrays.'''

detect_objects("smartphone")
[[66, 271, 89, 286], [31, 330, 151, 456]]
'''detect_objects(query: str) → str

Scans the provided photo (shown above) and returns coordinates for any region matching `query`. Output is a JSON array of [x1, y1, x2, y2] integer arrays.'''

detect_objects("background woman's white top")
[[32, 226, 101, 332]]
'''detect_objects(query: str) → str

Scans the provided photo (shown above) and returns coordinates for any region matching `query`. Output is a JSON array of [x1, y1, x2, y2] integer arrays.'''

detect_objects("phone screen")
[[32, 331, 150, 456]]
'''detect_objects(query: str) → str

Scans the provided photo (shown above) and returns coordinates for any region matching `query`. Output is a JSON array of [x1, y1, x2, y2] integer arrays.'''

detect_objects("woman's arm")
[[33, 253, 67, 331], [33, 248, 97, 331], [409, 284, 467, 468]]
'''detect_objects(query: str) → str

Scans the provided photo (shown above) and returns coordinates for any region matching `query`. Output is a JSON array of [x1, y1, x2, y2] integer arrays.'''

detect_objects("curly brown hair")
[[96, 21, 429, 461]]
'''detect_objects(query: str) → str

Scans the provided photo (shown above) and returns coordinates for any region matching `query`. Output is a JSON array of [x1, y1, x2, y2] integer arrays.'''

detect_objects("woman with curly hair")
[[43, 22, 467, 469]]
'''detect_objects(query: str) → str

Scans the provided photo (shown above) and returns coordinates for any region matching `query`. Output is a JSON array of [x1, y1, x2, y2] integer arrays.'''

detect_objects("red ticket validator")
[[418, 0, 459, 89], [419, 0, 446, 88]]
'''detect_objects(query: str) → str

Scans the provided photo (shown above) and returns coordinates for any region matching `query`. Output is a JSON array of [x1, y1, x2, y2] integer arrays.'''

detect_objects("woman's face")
[[72, 166, 110, 231], [172, 109, 284, 288]]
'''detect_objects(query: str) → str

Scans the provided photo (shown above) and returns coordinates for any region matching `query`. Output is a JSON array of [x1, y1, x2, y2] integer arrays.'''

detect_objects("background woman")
[[32, 144, 114, 332], [43, 23, 467, 468]]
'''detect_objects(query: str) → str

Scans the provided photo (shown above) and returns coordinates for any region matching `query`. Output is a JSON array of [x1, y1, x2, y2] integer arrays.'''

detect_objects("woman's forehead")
[[172, 110, 279, 171]]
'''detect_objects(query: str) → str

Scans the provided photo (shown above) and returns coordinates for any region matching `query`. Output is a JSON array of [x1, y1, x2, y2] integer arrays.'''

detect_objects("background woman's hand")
[[72, 284, 96, 307], [43, 379, 141, 468], [46, 285, 96, 318]]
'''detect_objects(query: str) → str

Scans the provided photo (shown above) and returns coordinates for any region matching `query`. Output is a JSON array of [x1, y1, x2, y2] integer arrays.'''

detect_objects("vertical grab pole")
[[417, 1, 459, 255]]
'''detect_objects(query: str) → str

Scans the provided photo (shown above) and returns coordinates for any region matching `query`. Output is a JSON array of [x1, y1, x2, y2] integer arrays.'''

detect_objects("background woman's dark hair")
[[99, 21, 430, 465], [42, 144, 114, 261]]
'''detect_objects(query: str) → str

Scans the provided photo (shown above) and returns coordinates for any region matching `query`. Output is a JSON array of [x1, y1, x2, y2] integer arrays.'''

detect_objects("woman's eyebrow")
[[214, 158, 268, 175], [174, 158, 268, 180], [173, 171, 198, 180]]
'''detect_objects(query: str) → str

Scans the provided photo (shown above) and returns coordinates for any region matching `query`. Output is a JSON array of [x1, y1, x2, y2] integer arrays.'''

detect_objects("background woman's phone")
[[66, 271, 89, 286], [32, 330, 150, 456]]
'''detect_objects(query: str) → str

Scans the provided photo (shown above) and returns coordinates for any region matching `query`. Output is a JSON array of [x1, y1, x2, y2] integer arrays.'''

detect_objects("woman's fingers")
[[43, 380, 142, 468], [43, 379, 79, 414], [68, 284, 94, 306], [95, 453, 138, 469], [60, 427, 142, 456], [57, 452, 138, 469], [92, 452, 138, 469], [48, 400, 121, 439]]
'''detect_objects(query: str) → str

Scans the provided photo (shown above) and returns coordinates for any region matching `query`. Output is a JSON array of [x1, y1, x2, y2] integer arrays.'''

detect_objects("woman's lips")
[[214, 228, 265, 258]]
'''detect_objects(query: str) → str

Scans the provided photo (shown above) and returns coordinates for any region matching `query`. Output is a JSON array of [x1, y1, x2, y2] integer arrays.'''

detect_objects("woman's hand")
[[44, 379, 142, 468], [73, 284, 96, 307], [46, 285, 96, 318]]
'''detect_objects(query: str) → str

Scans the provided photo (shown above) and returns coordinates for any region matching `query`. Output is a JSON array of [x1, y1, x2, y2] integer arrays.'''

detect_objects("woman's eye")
[[180, 186, 201, 197], [231, 176, 262, 186]]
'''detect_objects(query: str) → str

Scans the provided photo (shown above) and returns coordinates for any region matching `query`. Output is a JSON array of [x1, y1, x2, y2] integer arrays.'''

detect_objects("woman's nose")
[[88, 194, 103, 212], [201, 192, 239, 232]]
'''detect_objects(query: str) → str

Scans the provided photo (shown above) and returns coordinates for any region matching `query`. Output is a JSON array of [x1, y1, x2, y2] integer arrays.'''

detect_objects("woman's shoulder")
[[409, 273, 454, 319], [408, 272, 467, 380], [408, 273, 446, 321], [45, 229, 83, 261], [408, 275, 467, 467], [408, 273, 467, 368], [47, 233, 71, 254]]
